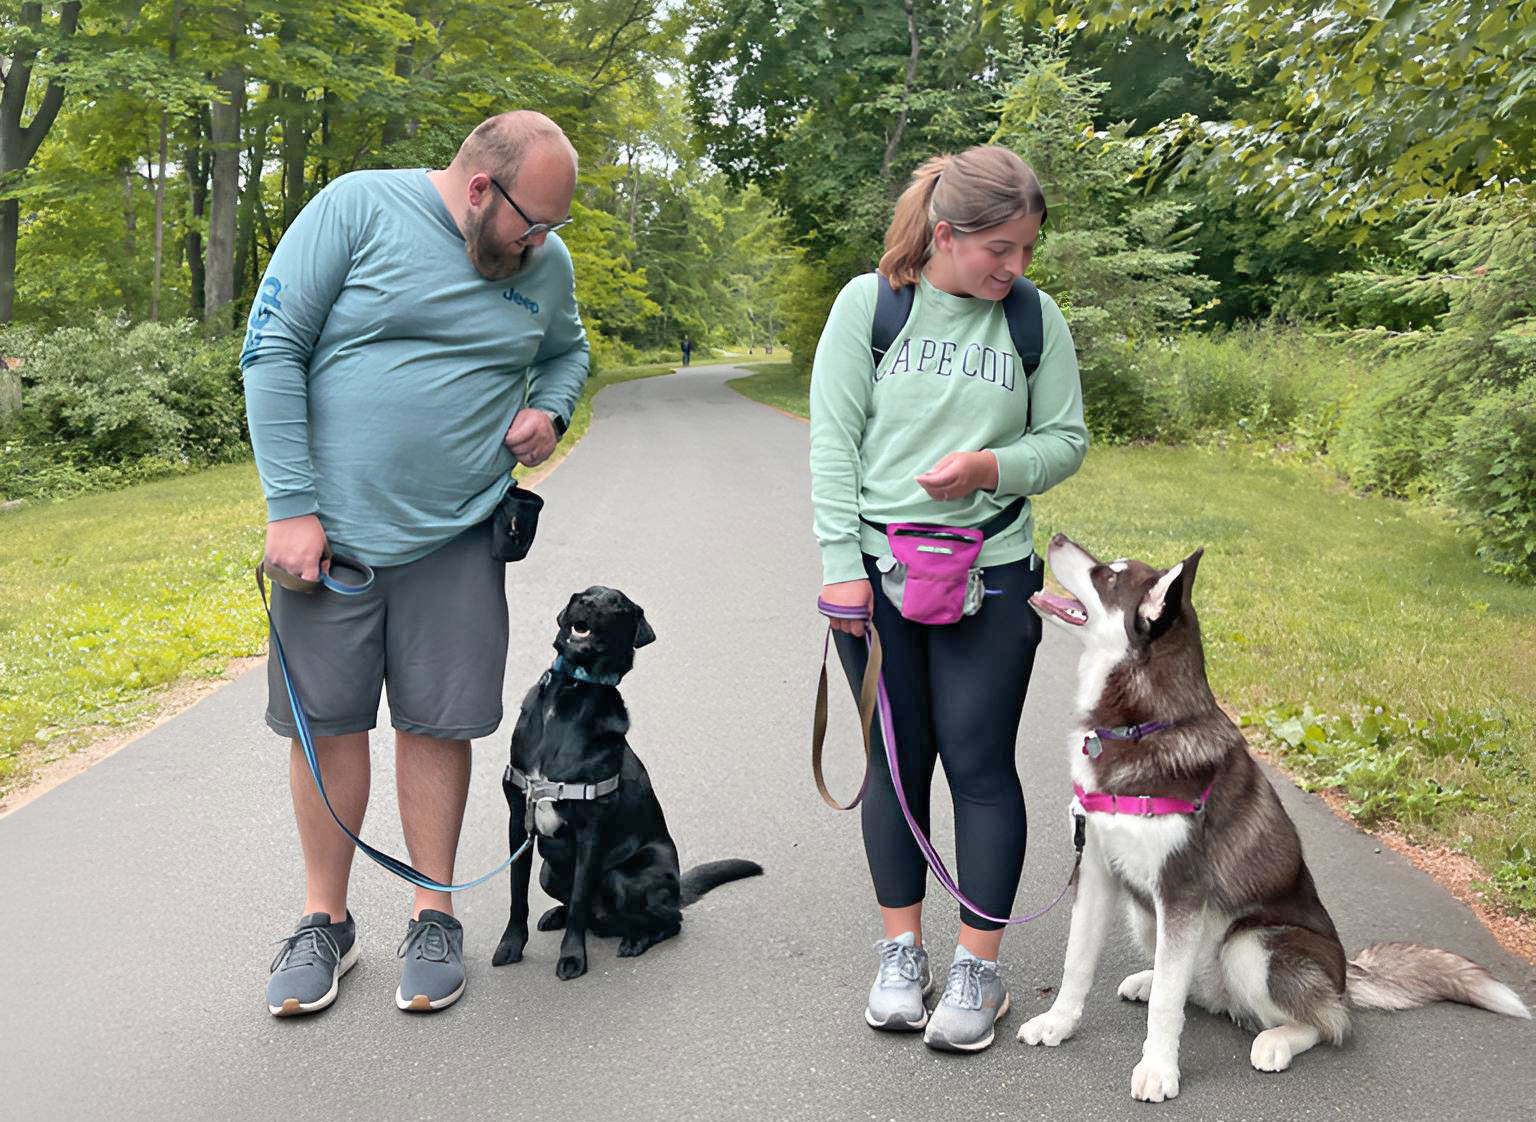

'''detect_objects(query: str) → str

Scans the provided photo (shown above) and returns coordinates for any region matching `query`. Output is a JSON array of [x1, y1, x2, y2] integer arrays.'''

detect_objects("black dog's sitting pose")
[[492, 586, 762, 980]]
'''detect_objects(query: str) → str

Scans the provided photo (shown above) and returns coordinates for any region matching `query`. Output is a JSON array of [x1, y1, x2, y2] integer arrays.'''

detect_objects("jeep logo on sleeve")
[[502, 286, 540, 315]]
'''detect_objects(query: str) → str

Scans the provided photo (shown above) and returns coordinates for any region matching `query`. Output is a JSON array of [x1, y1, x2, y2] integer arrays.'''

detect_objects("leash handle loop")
[[811, 599, 881, 810], [257, 564, 531, 892], [813, 595, 1082, 925]]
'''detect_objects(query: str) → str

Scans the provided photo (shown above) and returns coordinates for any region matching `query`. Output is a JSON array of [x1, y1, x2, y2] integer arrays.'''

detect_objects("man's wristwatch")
[[535, 408, 567, 441]]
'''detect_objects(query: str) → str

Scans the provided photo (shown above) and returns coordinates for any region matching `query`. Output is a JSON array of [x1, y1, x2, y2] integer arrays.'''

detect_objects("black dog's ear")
[[633, 609, 656, 648]]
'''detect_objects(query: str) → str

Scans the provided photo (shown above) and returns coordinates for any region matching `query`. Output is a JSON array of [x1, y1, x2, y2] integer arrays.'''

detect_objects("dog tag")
[[523, 798, 536, 833], [1082, 734, 1103, 759]]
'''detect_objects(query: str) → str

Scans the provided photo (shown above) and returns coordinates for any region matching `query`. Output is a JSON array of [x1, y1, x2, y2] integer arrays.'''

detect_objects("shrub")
[[1446, 376, 1536, 583], [0, 314, 246, 501]]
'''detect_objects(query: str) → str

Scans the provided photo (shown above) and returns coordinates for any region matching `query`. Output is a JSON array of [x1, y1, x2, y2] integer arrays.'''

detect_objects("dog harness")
[[1072, 780, 1214, 817], [506, 766, 622, 832]]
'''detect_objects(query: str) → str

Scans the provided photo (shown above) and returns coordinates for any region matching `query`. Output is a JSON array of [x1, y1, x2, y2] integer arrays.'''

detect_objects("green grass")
[[727, 368, 1536, 914], [725, 361, 801, 414], [0, 463, 271, 790], [0, 361, 676, 797]]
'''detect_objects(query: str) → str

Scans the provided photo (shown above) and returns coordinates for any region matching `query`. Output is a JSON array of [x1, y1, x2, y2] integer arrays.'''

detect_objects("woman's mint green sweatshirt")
[[809, 273, 1089, 585]]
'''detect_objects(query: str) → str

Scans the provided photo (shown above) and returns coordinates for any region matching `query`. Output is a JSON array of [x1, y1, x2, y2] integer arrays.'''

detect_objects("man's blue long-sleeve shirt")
[[240, 168, 590, 566]]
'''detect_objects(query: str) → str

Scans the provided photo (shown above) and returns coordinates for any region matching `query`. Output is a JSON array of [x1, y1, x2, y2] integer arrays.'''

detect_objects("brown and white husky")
[[1020, 533, 1530, 1102]]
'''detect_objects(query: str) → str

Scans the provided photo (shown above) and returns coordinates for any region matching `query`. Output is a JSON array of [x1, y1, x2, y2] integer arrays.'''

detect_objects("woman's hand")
[[821, 579, 873, 637], [915, 450, 998, 501]]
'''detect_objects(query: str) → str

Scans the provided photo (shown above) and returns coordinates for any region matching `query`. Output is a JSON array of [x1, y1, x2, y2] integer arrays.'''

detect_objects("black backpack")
[[869, 270, 1044, 427]]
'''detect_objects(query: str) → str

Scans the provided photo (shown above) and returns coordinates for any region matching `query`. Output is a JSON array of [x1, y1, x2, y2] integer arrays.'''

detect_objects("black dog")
[[491, 586, 762, 980]]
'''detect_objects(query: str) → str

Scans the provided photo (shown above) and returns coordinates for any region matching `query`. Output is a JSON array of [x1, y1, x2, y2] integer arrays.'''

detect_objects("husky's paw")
[[1131, 1057, 1181, 1102], [1117, 970, 1154, 1002], [1018, 1009, 1079, 1046], [1250, 1028, 1296, 1072]]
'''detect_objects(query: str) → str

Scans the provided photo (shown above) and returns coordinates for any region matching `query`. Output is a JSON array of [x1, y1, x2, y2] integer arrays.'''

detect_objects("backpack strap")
[[870, 272, 915, 369], [1002, 277, 1044, 376]]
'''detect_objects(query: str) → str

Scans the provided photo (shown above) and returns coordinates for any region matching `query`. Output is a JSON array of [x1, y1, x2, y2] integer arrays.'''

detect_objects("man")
[[242, 111, 589, 1016]]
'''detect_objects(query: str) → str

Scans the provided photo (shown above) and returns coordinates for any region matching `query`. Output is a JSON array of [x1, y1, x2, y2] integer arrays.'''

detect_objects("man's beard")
[[465, 209, 531, 280]]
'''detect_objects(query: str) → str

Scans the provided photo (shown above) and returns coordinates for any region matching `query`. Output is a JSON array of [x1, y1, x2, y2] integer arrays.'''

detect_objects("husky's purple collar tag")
[[1082, 719, 1187, 757]]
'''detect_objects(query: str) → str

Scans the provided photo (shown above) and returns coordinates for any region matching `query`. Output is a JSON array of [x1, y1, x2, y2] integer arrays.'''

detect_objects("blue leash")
[[257, 557, 531, 893]]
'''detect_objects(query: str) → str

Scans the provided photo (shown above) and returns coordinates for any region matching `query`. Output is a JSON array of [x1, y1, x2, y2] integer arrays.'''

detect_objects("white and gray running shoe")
[[923, 946, 1011, 1052], [865, 931, 933, 1031]]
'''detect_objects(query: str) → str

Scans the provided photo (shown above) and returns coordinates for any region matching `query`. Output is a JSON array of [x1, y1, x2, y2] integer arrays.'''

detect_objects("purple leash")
[[817, 598, 1084, 926]]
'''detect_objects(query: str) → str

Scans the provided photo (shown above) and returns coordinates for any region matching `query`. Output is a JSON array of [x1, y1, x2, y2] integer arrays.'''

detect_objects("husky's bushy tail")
[[1346, 942, 1530, 1018], [681, 859, 764, 906]]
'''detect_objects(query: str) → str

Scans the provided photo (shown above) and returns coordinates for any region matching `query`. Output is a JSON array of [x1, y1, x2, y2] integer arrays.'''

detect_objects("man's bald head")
[[452, 110, 578, 183]]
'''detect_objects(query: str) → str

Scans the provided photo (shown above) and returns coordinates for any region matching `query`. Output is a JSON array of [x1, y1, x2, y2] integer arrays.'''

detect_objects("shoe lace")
[[875, 939, 923, 987], [270, 926, 341, 974], [398, 919, 452, 963], [942, 958, 989, 1010]]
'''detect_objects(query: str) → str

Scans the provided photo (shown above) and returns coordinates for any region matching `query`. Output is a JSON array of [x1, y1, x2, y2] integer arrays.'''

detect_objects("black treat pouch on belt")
[[491, 484, 544, 562]]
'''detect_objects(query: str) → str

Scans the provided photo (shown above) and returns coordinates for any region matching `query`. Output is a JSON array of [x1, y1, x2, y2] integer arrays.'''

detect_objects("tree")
[[0, 2, 80, 323], [1024, 0, 1536, 225]]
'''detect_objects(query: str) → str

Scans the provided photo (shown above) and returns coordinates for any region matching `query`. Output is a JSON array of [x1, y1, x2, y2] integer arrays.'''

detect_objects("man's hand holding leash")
[[265, 513, 331, 584]]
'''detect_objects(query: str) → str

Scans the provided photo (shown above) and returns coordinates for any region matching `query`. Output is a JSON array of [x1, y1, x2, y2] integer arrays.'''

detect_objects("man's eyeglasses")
[[488, 176, 573, 242]]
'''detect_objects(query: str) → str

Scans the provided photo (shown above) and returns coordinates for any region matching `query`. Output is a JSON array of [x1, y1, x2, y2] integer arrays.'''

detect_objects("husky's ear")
[[632, 606, 656, 648], [1138, 548, 1204, 639], [1138, 562, 1184, 629], [1177, 547, 1204, 611]]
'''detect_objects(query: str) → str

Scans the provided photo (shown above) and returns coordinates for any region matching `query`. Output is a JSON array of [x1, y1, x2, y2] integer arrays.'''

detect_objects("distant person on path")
[[809, 145, 1088, 1052], [681, 333, 693, 366], [242, 110, 589, 1017]]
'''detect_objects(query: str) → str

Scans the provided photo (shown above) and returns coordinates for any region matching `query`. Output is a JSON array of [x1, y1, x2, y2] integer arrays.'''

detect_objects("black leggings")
[[834, 553, 1045, 931]]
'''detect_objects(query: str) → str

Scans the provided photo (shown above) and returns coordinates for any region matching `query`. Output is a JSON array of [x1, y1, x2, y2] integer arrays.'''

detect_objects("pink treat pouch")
[[886, 524, 985, 625]]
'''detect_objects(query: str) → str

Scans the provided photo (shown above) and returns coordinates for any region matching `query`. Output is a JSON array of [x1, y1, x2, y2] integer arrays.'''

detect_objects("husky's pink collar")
[[1073, 780, 1214, 817]]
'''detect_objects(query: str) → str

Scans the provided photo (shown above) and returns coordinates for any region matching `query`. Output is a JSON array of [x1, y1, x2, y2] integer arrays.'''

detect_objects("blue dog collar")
[[551, 655, 623, 686]]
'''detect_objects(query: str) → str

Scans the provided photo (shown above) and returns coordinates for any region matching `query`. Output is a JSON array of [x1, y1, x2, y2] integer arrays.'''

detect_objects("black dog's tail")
[[681, 859, 763, 906]]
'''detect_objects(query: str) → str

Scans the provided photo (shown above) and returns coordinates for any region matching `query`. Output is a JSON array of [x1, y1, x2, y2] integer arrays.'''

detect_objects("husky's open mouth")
[[1030, 591, 1088, 626]]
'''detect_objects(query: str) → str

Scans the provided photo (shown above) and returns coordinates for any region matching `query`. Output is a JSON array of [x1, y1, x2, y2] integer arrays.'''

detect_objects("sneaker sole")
[[395, 976, 466, 1012], [866, 1007, 930, 1031], [923, 992, 1011, 1053], [268, 942, 360, 1017]]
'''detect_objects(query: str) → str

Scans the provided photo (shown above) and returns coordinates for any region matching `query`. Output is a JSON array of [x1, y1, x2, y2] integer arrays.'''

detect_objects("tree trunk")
[[282, 90, 308, 227], [881, 0, 921, 182], [122, 160, 137, 259], [0, 2, 81, 323], [183, 111, 210, 319], [0, 199, 17, 324], [205, 63, 244, 327], [317, 88, 334, 187], [380, 39, 415, 150], [153, 112, 168, 321]]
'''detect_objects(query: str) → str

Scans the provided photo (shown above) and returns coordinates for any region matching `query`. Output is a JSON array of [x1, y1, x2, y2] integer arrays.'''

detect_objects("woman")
[[809, 145, 1088, 1052]]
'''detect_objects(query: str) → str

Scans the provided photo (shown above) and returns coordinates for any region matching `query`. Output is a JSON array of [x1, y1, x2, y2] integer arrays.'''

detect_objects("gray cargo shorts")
[[265, 520, 508, 741]]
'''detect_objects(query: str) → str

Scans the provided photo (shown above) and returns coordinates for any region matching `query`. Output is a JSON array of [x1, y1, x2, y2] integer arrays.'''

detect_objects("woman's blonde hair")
[[878, 146, 1047, 288]]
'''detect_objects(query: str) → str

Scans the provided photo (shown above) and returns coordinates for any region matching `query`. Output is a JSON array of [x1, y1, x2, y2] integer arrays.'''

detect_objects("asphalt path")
[[3, 363, 1533, 1122]]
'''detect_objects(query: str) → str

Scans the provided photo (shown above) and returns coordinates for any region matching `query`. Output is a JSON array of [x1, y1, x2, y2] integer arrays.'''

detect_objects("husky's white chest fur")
[[1070, 728, 1195, 897]]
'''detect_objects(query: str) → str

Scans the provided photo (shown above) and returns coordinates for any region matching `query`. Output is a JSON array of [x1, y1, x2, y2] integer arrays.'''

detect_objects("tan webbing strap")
[[811, 622, 883, 810]]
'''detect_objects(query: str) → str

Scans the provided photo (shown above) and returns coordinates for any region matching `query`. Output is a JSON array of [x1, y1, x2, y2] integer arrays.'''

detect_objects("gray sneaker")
[[865, 931, 934, 1030], [923, 947, 1011, 1052], [396, 909, 466, 1012], [267, 911, 358, 1017]]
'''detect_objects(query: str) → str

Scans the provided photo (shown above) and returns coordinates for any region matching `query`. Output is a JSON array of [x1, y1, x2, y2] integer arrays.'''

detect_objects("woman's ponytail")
[[878, 155, 950, 288]]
